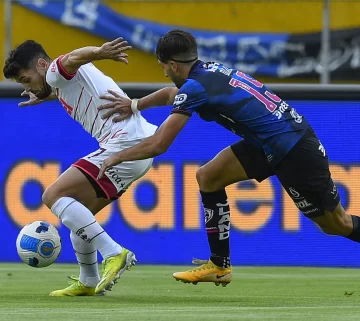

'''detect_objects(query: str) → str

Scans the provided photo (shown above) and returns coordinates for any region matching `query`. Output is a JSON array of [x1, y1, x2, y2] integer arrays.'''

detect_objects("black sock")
[[200, 189, 231, 268], [347, 215, 360, 242]]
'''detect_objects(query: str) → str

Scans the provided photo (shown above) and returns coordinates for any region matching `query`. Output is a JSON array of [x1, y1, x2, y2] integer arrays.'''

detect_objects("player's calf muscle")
[[312, 204, 353, 236], [87, 198, 112, 215]]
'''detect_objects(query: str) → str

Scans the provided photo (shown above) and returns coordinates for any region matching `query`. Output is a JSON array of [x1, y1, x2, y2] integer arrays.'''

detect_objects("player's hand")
[[97, 153, 123, 180], [97, 37, 132, 64], [18, 90, 44, 107], [98, 90, 133, 122]]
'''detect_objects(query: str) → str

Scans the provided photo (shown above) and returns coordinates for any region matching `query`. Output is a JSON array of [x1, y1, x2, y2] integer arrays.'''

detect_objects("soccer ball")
[[16, 221, 61, 268]]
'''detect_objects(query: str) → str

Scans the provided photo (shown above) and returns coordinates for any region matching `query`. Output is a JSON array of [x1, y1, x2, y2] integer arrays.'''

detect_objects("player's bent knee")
[[42, 185, 74, 210], [196, 167, 205, 187], [196, 166, 220, 192], [42, 186, 59, 209]]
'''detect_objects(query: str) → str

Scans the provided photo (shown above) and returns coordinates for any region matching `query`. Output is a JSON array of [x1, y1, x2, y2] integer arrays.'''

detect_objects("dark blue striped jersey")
[[171, 61, 309, 165]]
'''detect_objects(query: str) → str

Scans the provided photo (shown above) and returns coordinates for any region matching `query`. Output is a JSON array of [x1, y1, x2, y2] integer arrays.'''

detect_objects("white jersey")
[[46, 55, 157, 146]]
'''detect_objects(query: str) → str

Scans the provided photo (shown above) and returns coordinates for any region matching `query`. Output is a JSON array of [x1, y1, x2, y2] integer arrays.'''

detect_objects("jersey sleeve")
[[46, 55, 77, 89], [171, 79, 208, 116]]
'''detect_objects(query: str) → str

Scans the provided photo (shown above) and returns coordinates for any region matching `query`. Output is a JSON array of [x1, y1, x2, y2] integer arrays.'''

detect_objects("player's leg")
[[50, 197, 113, 297], [282, 178, 355, 239], [311, 200, 360, 246], [274, 129, 356, 244], [70, 173, 113, 288], [71, 197, 113, 290], [71, 148, 152, 294], [43, 151, 142, 297], [195, 146, 249, 271], [44, 166, 123, 297], [42, 166, 123, 263], [197, 141, 274, 267], [173, 140, 274, 286]]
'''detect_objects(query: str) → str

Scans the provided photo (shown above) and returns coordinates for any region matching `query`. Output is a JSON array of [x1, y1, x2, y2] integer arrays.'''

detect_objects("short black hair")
[[156, 29, 198, 63], [3, 40, 50, 79]]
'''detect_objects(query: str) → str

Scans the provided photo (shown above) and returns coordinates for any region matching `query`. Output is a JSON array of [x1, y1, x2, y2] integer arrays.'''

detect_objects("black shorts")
[[230, 129, 340, 218]]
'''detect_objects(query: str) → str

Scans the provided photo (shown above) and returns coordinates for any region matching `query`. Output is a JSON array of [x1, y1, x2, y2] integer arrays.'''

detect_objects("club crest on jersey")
[[204, 208, 214, 223], [173, 94, 187, 107]]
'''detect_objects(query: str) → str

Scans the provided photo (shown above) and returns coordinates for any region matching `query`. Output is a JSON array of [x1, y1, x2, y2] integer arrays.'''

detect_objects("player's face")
[[158, 60, 183, 88], [158, 60, 172, 78], [16, 59, 52, 100]]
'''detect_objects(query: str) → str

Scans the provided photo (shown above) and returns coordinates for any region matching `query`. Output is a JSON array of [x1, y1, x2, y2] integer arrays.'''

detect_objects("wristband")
[[131, 98, 139, 113]]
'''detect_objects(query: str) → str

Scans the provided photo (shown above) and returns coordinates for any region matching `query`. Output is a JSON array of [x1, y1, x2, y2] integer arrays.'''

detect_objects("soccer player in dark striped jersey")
[[98, 30, 357, 287]]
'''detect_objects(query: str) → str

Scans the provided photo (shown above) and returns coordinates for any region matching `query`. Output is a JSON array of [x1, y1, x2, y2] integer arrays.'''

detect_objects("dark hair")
[[156, 29, 198, 63], [3, 40, 50, 79]]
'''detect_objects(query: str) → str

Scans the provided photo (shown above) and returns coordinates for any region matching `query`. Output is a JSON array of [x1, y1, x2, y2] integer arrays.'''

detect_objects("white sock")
[[70, 231, 99, 287], [51, 197, 122, 259]]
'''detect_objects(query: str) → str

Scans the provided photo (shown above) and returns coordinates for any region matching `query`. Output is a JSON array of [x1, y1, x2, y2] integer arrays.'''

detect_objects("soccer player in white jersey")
[[3, 38, 158, 296]]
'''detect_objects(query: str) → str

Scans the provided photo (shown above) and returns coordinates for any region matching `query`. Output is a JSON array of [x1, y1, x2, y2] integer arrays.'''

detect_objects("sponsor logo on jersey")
[[303, 208, 319, 215], [289, 187, 301, 198], [272, 101, 289, 119], [205, 62, 220, 72], [106, 167, 124, 185], [173, 94, 187, 107], [290, 108, 303, 123], [272, 101, 303, 124], [295, 199, 313, 209]]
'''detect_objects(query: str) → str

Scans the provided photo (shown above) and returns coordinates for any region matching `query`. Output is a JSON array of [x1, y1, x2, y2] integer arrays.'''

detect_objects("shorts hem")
[[72, 159, 118, 200]]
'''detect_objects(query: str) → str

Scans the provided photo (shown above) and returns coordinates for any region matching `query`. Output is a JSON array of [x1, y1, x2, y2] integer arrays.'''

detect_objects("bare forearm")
[[138, 87, 178, 111], [62, 37, 130, 74], [63, 47, 101, 73], [116, 137, 164, 162]]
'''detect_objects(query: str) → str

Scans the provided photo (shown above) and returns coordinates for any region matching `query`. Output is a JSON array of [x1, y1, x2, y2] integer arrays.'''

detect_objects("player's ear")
[[36, 58, 48, 73], [170, 61, 178, 72]]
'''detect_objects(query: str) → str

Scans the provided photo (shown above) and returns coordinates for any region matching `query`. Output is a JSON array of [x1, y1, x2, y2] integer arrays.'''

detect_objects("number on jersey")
[[229, 71, 281, 112]]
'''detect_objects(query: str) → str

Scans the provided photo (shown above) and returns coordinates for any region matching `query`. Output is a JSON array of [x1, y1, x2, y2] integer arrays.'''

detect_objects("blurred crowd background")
[[2, 0, 359, 84]]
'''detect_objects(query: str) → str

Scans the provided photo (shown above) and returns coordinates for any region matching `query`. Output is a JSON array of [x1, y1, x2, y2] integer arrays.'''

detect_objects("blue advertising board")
[[1, 97, 360, 267]]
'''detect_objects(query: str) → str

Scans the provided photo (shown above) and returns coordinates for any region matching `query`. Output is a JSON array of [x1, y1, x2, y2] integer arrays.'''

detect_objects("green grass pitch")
[[0, 264, 359, 321]]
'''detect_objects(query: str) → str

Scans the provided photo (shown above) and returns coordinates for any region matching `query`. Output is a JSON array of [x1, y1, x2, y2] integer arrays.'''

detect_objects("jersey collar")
[[189, 60, 203, 76]]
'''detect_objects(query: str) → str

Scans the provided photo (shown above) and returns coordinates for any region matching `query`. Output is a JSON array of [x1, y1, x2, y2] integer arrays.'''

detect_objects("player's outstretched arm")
[[61, 37, 132, 74], [18, 90, 57, 107], [98, 87, 178, 122], [136, 87, 179, 109], [97, 113, 189, 179]]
